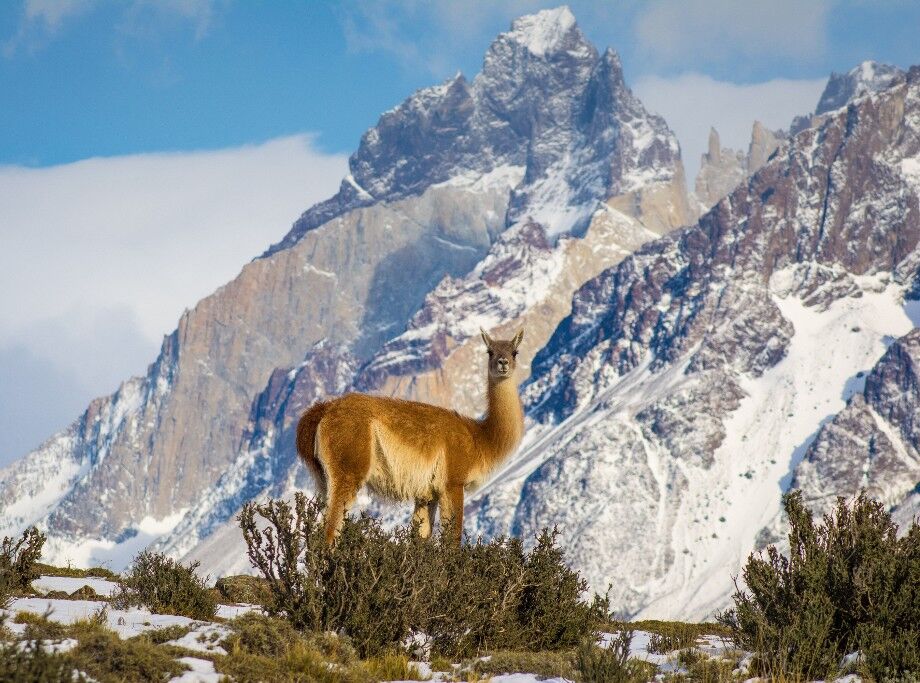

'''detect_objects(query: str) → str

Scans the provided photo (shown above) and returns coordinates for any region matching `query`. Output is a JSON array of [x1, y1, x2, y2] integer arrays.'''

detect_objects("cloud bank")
[[634, 73, 827, 179], [634, 0, 830, 68], [0, 134, 347, 466]]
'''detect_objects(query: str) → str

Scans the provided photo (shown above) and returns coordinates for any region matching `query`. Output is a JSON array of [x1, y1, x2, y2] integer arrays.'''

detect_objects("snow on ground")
[[640, 272, 918, 620], [31, 575, 118, 597], [170, 657, 222, 683], [42, 508, 188, 571], [166, 622, 231, 656], [4, 597, 194, 638]]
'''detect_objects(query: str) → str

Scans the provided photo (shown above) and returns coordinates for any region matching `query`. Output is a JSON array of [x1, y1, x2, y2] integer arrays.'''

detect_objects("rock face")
[[0, 7, 691, 573], [463, 67, 920, 619], [792, 61, 907, 135], [693, 122, 783, 211], [268, 6, 689, 253], [816, 61, 906, 115], [792, 329, 920, 514]]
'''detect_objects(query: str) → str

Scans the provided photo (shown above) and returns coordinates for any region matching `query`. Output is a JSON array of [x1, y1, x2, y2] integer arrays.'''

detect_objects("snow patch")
[[640, 273, 917, 619], [42, 508, 188, 571], [32, 576, 118, 597], [506, 6, 576, 57]]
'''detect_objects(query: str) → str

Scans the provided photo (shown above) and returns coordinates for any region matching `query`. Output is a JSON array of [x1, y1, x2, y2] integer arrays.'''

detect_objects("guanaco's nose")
[[497, 358, 510, 372]]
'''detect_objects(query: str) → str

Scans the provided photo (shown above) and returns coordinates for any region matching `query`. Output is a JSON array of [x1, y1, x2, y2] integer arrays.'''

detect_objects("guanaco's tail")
[[296, 401, 329, 502]]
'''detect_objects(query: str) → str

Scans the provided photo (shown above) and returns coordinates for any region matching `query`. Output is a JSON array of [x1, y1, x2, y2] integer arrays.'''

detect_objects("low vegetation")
[[111, 550, 217, 620], [215, 574, 273, 605], [239, 492, 608, 659], [32, 561, 118, 581], [2, 610, 188, 683], [216, 612, 371, 682], [575, 631, 655, 683], [472, 648, 577, 680], [15, 489, 917, 681], [720, 490, 920, 681], [0, 621, 83, 683]]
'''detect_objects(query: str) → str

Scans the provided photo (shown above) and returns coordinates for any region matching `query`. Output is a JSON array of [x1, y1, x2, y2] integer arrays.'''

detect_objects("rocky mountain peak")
[[504, 5, 579, 58], [693, 123, 781, 212], [815, 60, 906, 115]]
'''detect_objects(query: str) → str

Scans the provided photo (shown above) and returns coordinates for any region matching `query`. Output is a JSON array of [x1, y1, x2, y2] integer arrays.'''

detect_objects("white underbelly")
[[365, 424, 445, 501]]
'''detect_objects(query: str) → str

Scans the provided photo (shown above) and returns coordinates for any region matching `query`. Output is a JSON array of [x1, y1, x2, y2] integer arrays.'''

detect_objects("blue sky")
[[1, 0, 919, 465], [3, 0, 920, 167]]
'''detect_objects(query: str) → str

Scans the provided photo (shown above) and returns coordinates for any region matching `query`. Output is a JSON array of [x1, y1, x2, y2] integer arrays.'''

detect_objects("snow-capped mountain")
[[4, 4, 918, 623], [1, 7, 691, 574], [462, 65, 920, 619], [791, 60, 907, 134]]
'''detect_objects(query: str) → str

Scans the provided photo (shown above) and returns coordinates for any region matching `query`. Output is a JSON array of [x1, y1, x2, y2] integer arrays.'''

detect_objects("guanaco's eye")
[[512, 351, 518, 358], [487, 350, 494, 357]]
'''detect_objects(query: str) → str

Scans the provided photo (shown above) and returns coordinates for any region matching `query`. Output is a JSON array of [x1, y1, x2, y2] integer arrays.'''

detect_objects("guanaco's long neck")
[[478, 376, 524, 467]]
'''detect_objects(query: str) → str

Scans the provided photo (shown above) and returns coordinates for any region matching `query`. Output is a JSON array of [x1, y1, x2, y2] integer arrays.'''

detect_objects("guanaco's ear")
[[512, 328, 524, 350], [480, 328, 494, 350]]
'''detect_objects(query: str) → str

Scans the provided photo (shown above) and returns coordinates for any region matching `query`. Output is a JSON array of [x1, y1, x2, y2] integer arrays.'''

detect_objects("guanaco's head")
[[480, 328, 524, 381]]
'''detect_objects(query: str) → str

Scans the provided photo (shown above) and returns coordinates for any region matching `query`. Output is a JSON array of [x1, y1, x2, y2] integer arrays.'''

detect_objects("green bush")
[[111, 551, 216, 620], [719, 490, 920, 681], [239, 493, 606, 658], [1, 527, 46, 603]]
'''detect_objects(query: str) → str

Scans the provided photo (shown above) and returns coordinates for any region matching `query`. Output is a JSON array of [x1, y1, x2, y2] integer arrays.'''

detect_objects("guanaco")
[[296, 327, 525, 544]]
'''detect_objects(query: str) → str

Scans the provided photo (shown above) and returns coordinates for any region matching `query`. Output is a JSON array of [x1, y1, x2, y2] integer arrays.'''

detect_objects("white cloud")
[[634, 73, 826, 179], [0, 135, 347, 464], [339, 0, 543, 75], [634, 0, 830, 67], [3, 0, 219, 56]]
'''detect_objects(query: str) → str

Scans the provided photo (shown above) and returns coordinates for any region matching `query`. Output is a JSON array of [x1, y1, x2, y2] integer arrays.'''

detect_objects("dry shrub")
[[362, 651, 428, 681], [239, 493, 607, 658], [217, 612, 364, 683], [215, 574, 273, 605], [1, 527, 46, 603], [472, 649, 577, 679], [0, 629, 84, 682], [3, 610, 185, 683], [647, 623, 701, 654], [575, 631, 651, 683], [32, 562, 118, 581]]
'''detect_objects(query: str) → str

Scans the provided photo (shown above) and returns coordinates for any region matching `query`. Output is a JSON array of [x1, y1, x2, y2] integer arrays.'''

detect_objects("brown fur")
[[295, 327, 525, 544]]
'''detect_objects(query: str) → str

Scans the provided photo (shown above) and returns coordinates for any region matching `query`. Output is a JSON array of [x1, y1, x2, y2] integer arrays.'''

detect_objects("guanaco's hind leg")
[[324, 478, 358, 545], [440, 484, 464, 544], [317, 409, 372, 545]]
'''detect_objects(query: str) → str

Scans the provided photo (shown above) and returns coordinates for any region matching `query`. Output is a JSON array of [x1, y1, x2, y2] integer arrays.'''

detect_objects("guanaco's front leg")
[[413, 498, 433, 539], [441, 484, 464, 544]]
